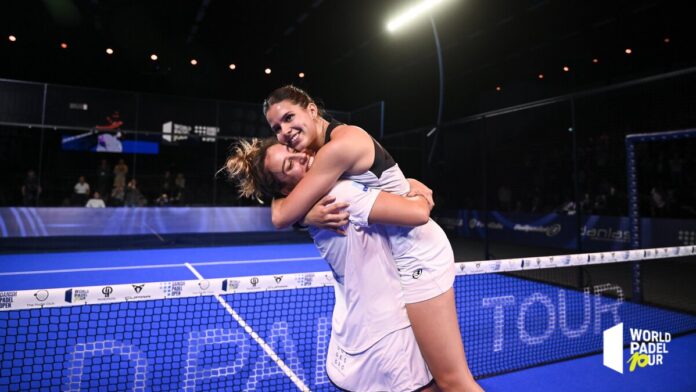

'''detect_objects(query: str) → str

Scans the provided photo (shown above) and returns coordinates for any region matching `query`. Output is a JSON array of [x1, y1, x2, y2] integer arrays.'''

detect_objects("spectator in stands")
[[650, 187, 667, 217], [605, 185, 622, 216], [174, 172, 186, 204], [561, 200, 576, 215], [110, 184, 125, 206], [161, 170, 173, 195], [579, 193, 592, 214], [113, 158, 128, 189], [593, 193, 607, 214], [124, 179, 146, 207], [96, 159, 112, 199], [73, 176, 91, 206], [85, 191, 106, 208], [155, 193, 171, 206], [556, 193, 576, 215], [21, 170, 41, 206]]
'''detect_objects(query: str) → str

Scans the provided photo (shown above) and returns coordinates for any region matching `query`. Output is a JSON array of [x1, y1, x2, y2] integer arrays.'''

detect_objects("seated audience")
[[85, 192, 106, 208]]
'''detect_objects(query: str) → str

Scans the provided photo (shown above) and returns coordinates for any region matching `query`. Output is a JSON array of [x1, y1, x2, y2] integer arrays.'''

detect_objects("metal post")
[[570, 99, 584, 289], [132, 94, 141, 183], [426, 17, 444, 166], [213, 101, 220, 206], [626, 137, 642, 302], [482, 121, 490, 260], [38, 83, 48, 205]]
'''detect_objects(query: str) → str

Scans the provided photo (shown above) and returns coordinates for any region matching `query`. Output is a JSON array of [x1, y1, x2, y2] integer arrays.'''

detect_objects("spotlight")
[[106, 48, 114, 55], [625, 48, 632, 55], [60, 42, 68, 49], [563, 66, 570, 72], [386, 0, 451, 33], [190, 59, 198, 66], [8, 35, 17, 42], [664, 37, 670, 44], [592, 58, 599, 64], [538, 74, 544, 79], [229, 64, 236, 70], [495, 86, 501, 92], [150, 54, 158, 61], [299, 72, 305, 78], [265, 68, 271, 75]]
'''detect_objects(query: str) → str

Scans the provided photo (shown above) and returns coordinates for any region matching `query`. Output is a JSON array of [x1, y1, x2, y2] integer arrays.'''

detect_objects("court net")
[[1, 246, 695, 391]]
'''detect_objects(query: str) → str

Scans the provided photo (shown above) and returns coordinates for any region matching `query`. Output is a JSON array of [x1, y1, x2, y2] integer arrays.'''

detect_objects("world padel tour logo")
[[603, 323, 671, 373]]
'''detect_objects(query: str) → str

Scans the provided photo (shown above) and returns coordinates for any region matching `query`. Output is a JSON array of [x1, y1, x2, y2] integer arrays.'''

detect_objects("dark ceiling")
[[1, 0, 693, 131]]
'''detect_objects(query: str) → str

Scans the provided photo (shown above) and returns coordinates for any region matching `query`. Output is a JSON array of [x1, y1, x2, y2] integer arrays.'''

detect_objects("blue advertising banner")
[[0, 207, 283, 238], [433, 210, 696, 251], [643, 217, 696, 248]]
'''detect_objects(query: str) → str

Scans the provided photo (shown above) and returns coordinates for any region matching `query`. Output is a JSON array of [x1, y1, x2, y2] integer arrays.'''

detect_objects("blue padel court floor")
[[0, 244, 329, 291], [1, 243, 695, 391]]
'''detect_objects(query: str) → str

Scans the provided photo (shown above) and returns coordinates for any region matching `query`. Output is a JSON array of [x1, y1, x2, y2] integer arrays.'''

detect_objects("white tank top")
[[343, 163, 454, 276]]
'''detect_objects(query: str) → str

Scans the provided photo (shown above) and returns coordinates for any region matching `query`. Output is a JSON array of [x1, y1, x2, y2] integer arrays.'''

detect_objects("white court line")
[[0, 256, 324, 276], [185, 263, 310, 392]]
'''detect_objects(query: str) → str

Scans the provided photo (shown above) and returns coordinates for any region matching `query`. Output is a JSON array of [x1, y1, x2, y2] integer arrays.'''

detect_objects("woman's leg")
[[406, 288, 483, 392]]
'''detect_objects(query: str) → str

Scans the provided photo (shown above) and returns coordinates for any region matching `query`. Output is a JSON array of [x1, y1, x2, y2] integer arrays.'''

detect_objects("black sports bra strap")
[[324, 120, 396, 177], [324, 120, 343, 144]]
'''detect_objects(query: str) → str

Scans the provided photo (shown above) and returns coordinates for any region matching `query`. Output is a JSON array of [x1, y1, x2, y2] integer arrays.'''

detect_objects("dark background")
[[1, 0, 695, 218]]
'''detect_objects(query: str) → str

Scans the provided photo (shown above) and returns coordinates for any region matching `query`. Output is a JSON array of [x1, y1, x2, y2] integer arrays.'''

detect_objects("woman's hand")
[[406, 178, 434, 209], [302, 195, 350, 234]]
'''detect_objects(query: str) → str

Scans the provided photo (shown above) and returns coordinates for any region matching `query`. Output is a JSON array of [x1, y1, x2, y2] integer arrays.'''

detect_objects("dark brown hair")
[[263, 85, 326, 118]]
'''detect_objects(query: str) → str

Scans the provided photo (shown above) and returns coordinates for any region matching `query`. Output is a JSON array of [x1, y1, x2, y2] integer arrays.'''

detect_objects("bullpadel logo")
[[603, 323, 671, 373]]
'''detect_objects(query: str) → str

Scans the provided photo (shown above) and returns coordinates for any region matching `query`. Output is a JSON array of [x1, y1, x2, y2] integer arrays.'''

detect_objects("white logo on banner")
[[603, 323, 624, 373], [603, 323, 671, 373]]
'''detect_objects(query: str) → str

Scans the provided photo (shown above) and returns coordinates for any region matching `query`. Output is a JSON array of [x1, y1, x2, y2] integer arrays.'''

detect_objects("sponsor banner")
[[454, 245, 695, 276], [0, 272, 335, 312], [643, 217, 696, 248], [440, 210, 696, 251], [581, 215, 632, 251], [0, 207, 284, 238], [456, 210, 576, 249]]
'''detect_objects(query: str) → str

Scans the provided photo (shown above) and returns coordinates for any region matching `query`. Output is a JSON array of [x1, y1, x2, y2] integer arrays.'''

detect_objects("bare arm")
[[303, 177, 434, 229], [368, 191, 431, 227], [271, 126, 373, 228]]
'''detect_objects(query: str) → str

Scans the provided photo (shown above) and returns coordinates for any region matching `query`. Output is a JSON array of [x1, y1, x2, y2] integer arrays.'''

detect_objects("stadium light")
[[386, 0, 452, 167], [386, 0, 449, 33]]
